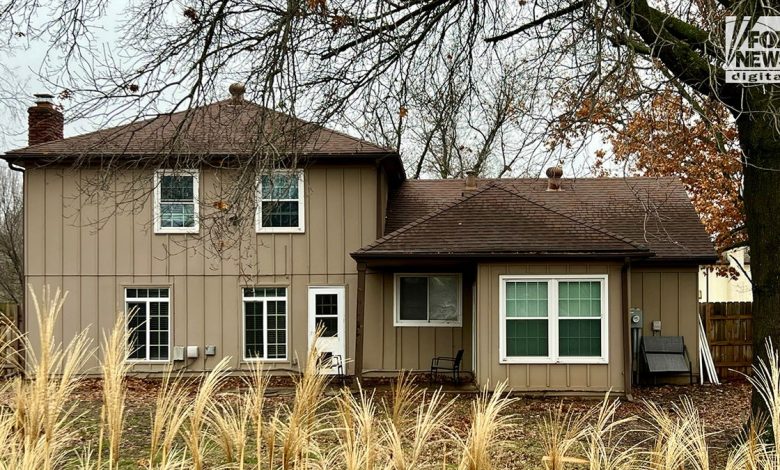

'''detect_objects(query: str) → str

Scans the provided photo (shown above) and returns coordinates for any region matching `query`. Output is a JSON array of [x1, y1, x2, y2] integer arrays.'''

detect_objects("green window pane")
[[506, 319, 548, 356], [559, 319, 601, 356], [505, 281, 548, 318], [559, 281, 601, 318]]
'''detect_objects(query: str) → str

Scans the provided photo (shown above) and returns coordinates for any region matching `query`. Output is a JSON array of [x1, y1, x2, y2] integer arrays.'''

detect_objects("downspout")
[[6, 160, 25, 374], [621, 258, 633, 401], [354, 262, 367, 382]]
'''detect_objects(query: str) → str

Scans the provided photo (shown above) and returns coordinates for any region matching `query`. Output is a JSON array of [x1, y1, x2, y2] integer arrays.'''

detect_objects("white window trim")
[[153, 169, 200, 234], [124, 288, 172, 364], [256, 170, 305, 233], [394, 273, 462, 327], [499, 274, 609, 365], [241, 288, 289, 362]]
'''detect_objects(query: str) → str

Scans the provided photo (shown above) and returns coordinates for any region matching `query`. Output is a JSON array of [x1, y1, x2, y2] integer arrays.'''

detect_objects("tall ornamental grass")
[[4, 285, 780, 469]]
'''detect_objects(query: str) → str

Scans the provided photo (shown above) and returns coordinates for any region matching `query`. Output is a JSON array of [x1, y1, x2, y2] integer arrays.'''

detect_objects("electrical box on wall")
[[173, 346, 185, 361], [205, 345, 217, 356], [187, 346, 199, 359], [629, 308, 643, 329], [652, 320, 662, 332]]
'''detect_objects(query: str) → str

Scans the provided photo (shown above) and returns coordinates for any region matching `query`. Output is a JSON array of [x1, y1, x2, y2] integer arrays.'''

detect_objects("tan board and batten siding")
[[24, 163, 702, 390], [361, 273, 473, 374], [475, 262, 699, 393], [631, 266, 700, 382], [28, 165, 370, 373]]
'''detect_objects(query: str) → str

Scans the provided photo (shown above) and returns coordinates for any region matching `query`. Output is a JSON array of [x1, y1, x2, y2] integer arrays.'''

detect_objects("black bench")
[[639, 336, 693, 385]]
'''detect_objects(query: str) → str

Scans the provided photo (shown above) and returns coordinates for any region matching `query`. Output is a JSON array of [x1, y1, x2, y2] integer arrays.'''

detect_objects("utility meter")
[[629, 308, 643, 329]]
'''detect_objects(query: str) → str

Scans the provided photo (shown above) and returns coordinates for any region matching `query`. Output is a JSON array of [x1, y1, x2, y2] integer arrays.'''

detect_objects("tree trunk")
[[737, 112, 780, 415]]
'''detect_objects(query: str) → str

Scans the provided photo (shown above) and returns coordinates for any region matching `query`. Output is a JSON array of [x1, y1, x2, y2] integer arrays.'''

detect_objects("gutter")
[[351, 251, 653, 261]]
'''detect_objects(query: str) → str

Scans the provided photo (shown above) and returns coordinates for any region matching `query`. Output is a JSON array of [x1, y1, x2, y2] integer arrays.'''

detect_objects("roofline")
[[351, 250, 653, 260], [2, 150, 397, 159]]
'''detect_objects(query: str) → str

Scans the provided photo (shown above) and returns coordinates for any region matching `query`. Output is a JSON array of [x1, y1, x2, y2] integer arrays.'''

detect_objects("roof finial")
[[229, 83, 245, 103], [546, 166, 564, 191]]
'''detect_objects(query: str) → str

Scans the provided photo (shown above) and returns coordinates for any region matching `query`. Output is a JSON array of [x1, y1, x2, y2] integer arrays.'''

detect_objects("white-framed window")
[[499, 274, 609, 364], [125, 287, 171, 362], [154, 169, 199, 234], [394, 274, 462, 327], [256, 170, 305, 233], [242, 287, 288, 361]]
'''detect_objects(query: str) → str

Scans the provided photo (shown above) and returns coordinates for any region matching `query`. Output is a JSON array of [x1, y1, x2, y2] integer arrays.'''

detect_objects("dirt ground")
[[51, 378, 752, 468]]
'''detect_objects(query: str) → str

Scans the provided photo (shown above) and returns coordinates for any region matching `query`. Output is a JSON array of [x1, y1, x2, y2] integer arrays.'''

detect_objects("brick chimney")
[[462, 170, 478, 196], [28, 94, 63, 146], [546, 166, 563, 191]]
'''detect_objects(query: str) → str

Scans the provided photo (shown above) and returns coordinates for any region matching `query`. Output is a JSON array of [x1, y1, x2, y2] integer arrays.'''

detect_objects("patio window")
[[499, 275, 608, 364], [154, 170, 199, 233], [243, 287, 288, 361], [394, 274, 461, 326], [125, 288, 170, 362], [256, 170, 305, 232]]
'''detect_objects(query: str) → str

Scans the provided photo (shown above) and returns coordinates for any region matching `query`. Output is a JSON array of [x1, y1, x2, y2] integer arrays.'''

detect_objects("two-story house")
[[3, 86, 716, 395]]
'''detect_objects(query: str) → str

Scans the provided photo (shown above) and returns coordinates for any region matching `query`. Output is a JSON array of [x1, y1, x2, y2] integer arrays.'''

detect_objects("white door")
[[308, 286, 346, 375]]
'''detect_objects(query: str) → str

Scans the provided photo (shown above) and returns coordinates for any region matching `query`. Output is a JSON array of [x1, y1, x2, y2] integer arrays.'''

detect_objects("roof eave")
[[351, 250, 653, 261]]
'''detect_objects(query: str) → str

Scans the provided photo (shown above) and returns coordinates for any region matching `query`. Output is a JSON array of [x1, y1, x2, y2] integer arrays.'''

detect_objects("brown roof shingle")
[[7, 100, 392, 157], [357, 177, 716, 262]]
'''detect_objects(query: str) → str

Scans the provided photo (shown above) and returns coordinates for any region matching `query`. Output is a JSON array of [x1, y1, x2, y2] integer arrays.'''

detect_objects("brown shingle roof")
[[6, 99, 393, 157], [357, 177, 716, 262]]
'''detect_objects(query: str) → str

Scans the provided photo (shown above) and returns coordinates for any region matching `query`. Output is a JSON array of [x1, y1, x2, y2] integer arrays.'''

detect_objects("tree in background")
[[0, 167, 22, 305], [568, 87, 745, 256]]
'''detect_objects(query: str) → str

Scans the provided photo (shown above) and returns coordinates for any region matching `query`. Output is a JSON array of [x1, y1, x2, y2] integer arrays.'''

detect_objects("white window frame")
[[153, 169, 200, 234], [499, 274, 609, 364], [256, 170, 305, 233], [394, 273, 462, 327], [124, 287, 171, 363], [242, 287, 289, 362]]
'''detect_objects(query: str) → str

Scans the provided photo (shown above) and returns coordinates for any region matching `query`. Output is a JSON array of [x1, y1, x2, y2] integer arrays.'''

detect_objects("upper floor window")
[[394, 274, 462, 327], [154, 170, 199, 234], [256, 170, 305, 233]]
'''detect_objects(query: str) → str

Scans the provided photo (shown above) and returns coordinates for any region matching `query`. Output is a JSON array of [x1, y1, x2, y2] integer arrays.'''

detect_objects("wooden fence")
[[700, 301, 752, 380]]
